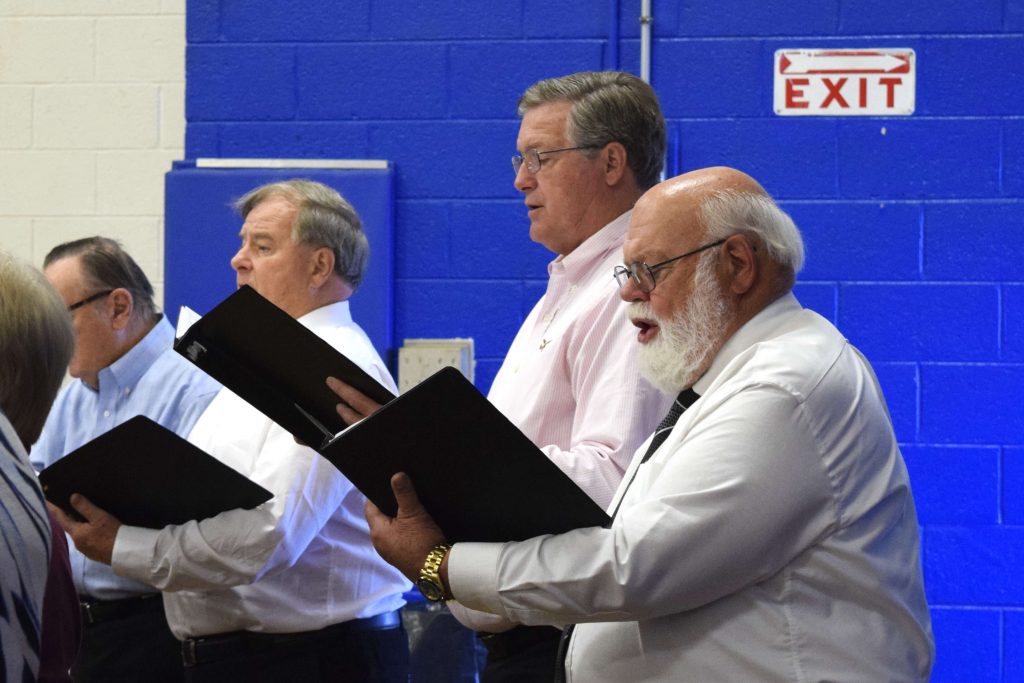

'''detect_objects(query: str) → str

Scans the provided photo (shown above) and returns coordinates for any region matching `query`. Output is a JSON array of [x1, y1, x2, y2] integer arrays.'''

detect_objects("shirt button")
[[103, 410, 111, 417], [124, 388, 131, 395]]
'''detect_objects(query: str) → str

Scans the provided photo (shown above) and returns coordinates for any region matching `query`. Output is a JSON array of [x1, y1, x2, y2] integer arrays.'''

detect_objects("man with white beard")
[[362, 166, 935, 683]]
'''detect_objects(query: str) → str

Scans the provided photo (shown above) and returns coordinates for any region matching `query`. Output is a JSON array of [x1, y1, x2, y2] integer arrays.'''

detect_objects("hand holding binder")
[[174, 285, 395, 450], [320, 367, 611, 543], [173, 286, 610, 544], [39, 416, 272, 529]]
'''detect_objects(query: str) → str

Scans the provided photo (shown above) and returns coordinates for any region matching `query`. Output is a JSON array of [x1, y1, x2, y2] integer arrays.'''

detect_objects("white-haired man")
[[363, 167, 935, 682]]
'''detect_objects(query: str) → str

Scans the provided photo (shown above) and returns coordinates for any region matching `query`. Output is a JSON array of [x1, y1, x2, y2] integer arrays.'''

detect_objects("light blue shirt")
[[31, 315, 221, 600]]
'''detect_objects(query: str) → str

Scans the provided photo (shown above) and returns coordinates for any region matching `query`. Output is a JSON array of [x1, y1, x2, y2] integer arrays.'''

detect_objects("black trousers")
[[73, 596, 183, 683], [181, 621, 409, 683], [479, 625, 562, 683]]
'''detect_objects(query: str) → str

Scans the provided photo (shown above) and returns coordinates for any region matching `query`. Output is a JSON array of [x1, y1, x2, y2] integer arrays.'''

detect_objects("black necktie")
[[641, 387, 700, 463], [552, 388, 700, 682]]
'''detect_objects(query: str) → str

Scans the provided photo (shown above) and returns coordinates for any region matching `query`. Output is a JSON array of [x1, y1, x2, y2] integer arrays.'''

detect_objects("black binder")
[[173, 285, 396, 450], [38, 416, 273, 529], [321, 367, 611, 543]]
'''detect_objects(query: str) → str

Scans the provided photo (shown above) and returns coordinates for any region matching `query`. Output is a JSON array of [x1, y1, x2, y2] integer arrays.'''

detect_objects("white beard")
[[629, 256, 731, 393]]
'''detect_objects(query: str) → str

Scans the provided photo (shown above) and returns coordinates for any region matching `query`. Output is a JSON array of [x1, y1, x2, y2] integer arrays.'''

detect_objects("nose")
[[513, 161, 535, 193], [230, 245, 248, 273], [619, 277, 649, 304]]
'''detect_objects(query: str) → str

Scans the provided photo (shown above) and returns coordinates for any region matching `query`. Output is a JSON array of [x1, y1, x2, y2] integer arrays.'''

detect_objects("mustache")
[[627, 301, 656, 322]]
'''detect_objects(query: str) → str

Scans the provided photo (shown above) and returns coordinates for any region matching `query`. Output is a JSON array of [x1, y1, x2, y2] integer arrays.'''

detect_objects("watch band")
[[417, 543, 453, 602]]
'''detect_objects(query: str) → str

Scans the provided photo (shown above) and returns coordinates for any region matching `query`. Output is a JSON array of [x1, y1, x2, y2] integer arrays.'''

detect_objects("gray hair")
[[43, 237, 158, 323], [518, 71, 666, 189], [699, 190, 806, 277], [234, 179, 369, 290], [0, 250, 74, 447]]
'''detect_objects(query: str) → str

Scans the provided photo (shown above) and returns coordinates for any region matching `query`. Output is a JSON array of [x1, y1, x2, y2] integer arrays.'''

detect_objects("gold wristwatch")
[[416, 543, 452, 602]]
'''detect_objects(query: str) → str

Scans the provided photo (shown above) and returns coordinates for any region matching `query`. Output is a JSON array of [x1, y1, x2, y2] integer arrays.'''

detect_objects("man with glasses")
[[31, 237, 221, 682], [330, 70, 673, 681], [471, 71, 673, 680], [362, 166, 935, 682]]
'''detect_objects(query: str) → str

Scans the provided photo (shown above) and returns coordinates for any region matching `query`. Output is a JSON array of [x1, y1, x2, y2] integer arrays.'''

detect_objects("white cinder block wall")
[[0, 0, 185, 306]]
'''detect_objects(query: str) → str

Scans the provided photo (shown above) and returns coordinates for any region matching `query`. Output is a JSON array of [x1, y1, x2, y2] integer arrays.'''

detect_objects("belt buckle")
[[80, 601, 97, 625]]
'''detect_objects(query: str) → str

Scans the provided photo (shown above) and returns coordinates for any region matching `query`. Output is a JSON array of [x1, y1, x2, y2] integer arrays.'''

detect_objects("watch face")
[[416, 578, 444, 602]]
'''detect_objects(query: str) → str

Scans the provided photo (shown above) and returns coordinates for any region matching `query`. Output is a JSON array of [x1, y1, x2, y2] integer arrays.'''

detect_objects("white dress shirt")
[[450, 294, 935, 682], [451, 212, 672, 634], [112, 301, 410, 639]]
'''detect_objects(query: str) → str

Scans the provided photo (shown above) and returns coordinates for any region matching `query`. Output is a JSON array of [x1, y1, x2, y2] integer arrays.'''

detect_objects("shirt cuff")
[[448, 600, 517, 633], [111, 524, 160, 585], [448, 542, 508, 617]]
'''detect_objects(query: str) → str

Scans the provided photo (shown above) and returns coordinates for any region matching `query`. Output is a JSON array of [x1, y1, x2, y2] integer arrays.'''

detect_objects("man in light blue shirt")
[[31, 237, 220, 683]]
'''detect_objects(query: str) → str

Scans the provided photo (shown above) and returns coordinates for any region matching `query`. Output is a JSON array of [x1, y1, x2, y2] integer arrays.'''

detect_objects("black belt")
[[181, 610, 402, 667], [79, 594, 164, 625], [477, 625, 562, 660]]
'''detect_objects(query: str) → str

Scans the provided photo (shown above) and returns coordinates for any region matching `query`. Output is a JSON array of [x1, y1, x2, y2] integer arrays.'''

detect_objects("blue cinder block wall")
[[183, 2, 1023, 679]]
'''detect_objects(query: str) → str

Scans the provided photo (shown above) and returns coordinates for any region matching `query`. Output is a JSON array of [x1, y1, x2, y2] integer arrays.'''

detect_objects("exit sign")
[[774, 48, 915, 116]]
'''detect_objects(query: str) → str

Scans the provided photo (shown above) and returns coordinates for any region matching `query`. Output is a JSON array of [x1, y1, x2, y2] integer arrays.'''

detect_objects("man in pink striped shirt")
[[332, 70, 673, 682], [467, 70, 673, 682]]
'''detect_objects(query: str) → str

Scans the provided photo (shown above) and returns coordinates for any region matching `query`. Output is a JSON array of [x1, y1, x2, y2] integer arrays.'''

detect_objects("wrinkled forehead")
[[239, 195, 299, 237], [624, 191, 705, 262], [42, 255, 90, 299], [516, 100, 573, 149]]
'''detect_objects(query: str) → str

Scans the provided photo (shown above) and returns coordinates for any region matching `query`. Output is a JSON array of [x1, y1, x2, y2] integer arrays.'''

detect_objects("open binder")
[[174, 285, 396, 450], [38, 415, 272, 529], [321, 366, 611, 543]]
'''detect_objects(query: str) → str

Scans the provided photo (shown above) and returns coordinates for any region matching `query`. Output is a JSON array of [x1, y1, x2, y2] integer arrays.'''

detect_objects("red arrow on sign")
[[780, 51, 910, 74]]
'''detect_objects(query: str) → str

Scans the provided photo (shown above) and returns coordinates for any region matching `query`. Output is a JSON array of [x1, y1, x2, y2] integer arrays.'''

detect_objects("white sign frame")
[[774, 48, 916, 116]]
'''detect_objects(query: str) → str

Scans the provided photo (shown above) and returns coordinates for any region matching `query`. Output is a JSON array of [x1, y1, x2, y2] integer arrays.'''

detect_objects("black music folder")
[[321, 366, 611, 543], [38, 416, 272, 529], [174, 285, 396, 450]]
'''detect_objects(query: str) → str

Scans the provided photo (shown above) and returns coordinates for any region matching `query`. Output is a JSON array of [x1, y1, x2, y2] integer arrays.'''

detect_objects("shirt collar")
[[548, 210, 632, 280], [297, 300, 353, 330], [97, 315, 174, 393], [692, 292, 802, 395]]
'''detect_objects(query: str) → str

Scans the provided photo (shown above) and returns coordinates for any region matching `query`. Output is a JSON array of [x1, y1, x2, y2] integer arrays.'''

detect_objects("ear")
[[602, 142, 629, 186], [309, 246, 336, 289], [108, 288, 134, 331], [721, 234, 758, 296]]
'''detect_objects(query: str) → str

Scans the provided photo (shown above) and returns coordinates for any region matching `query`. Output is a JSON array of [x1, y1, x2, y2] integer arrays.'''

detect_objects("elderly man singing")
[[363, 167, 935, 683]]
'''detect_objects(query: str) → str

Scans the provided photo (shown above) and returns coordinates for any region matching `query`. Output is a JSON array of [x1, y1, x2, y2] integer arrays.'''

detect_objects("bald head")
[[626, 166, 803, 304], [650, 166, 768, 205], [620, 167, 805, 391]]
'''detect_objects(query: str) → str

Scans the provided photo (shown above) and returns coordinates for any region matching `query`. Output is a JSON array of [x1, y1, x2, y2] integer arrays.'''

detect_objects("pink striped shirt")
[[488, 211, 672, 511]]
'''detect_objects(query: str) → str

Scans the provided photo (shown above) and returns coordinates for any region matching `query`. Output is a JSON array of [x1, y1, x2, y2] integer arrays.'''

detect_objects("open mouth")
[[631, 318, 659, 343]]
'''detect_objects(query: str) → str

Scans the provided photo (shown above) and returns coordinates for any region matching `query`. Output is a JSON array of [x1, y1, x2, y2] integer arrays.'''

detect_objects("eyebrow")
[[238, 228, 276, 240]]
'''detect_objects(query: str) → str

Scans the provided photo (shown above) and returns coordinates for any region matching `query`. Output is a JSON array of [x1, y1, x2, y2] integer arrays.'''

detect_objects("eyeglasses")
[[67, 289, 114, 312], [511, 146, 601, 175], [614, 239, 726, 293]]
